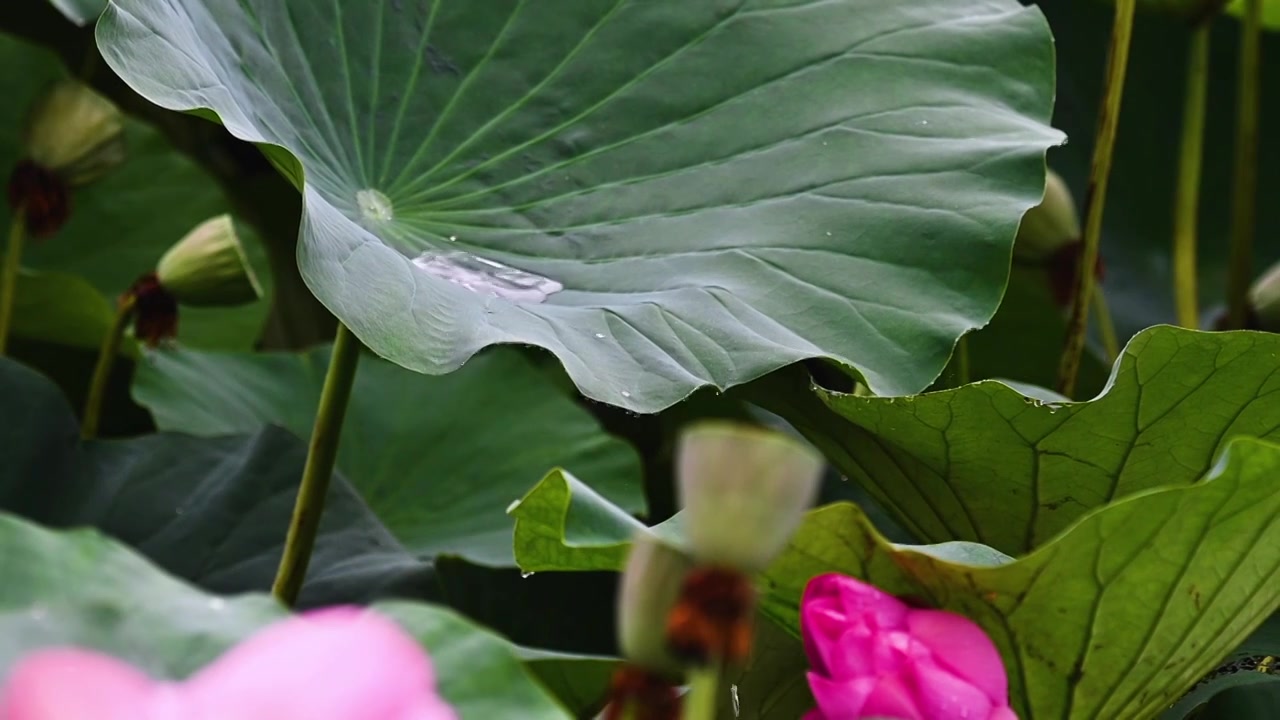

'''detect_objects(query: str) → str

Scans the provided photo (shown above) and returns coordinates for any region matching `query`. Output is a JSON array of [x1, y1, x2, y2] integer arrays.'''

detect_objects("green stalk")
[[1173, 23, 1211, 329], [0, 209, 28, 356], [683, 665, 721, 720], [1056, 0, 1136, 398], [271, 323, 361, 606], [1092, 285, 1120, 363], [81, 295, 137, 439], [1226, 0, 1262, 329]]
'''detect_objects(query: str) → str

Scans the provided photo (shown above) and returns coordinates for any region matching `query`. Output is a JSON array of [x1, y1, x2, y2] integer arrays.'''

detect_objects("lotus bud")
[[156, 215, 262, 307], [677, 421, 823, 572], [617, 533, 695, 673], [9, 80, 125, 238], [1248, 259, 1280, 332], [1015, 169, 1080, 263], [23, 80, 125, 188]]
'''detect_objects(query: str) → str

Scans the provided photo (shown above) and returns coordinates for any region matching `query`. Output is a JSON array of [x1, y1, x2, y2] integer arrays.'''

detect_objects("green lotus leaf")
[[0, 511, 576, 720], [96, 0, 1062, 411], [131, 344, 644, 566]]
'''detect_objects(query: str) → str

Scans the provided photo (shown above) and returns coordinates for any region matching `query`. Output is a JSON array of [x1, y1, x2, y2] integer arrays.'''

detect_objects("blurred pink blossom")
[[0, 606, 457, 720], [801, 573, 1016, 720]]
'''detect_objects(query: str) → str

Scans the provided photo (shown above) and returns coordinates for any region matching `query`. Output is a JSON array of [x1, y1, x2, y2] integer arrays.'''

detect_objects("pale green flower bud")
[[156, 215, 262, 307], [677, 422, 823, 572], [1015, 169, 1079, 263], [617, 533, 694, 673], [24, 80, 125, 187], [1249, 260, 1280, 332]]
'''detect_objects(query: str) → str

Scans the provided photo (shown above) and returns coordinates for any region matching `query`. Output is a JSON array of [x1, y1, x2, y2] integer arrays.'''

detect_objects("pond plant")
[[0, 0, 1279, 718]]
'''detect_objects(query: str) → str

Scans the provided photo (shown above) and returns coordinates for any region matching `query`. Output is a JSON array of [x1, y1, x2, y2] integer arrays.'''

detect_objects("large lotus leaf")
[[0, 31, 270, 351], [746, 325, 1280, 555], [131, 344, 644, 566], [44, 0, 104, 25], [0, 512, 576, 720], [0, 355, 430, 606], [1042, 3, 1280, 339], [96, 0, 1063, 412], [510, 438, 1280, 719]]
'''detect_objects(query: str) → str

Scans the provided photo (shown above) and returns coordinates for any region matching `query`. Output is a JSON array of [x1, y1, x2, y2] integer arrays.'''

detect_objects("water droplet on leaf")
[[411, 250, 563, 303], [521, 571, 535, 579], [356, 188, 393, 222]]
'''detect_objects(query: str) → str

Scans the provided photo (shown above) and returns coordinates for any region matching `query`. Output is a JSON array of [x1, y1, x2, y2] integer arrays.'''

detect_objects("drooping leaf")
[[97, 0, 1062, 411], [0, 512, 576, 720], [510, 437, 1280, 720], [747, 325, 1280, 555], [132, 344, 644, 566], [0, 355, 429, 607], [0, 30, 271, 351]]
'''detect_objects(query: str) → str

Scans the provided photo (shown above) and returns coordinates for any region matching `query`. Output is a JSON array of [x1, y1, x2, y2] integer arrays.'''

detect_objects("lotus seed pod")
[[677, 422, 823, 572], [617, 533, 694, 673], [156, 215, 263, 307], [1015, 169, 1080, 263], [23, 80, 125, 187], [1249, 259, 1280, 332]]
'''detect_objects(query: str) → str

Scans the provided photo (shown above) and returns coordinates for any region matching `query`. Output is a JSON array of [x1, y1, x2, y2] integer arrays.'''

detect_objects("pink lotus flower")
[[801, 574, 1017, 720], [0, 606, 457, 720]]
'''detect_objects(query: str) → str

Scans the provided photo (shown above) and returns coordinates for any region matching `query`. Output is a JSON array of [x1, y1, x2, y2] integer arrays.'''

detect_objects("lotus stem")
[[1173, 23, 1211, 329], [272, 322, 360, 606], [81, 295, 137, 439], [0, 209, 27, 356], [1056, 0, 1135, 398], [1226, 0, 1262, 329], [1092, 285, 1120, 364], [683, 664, 721, 720]]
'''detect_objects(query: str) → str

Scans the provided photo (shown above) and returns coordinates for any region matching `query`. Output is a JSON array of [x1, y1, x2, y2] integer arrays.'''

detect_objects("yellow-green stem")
[[1092, 285, 1120, 364], [684, 665, 721, 720], [1226, 0, 1262, 329], [1056, 0, 1136, 398], [81, 296, 137, 439], [1173, 24, 1211, 329], [272, 323, 361, 606], [0, 209, 28, 356]]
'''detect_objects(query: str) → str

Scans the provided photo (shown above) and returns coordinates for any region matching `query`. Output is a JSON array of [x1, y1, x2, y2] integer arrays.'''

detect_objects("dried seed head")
[[7, 160, 70, 239], [602, 665, 682, 720], [677, 422, 823, 572], [1015, 169, 1080, 264], [618, 534, 695, 673], [23, 80, 125, 187], [156, 215, 262, 307]]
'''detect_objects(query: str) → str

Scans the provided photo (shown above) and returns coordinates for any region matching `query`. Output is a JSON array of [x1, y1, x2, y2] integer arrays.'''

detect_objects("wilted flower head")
[[0, 607, 457, 720], [1014, 169, 1079, 264], [1247, 259, 1280, 332], [801, 573, 1016, 720]]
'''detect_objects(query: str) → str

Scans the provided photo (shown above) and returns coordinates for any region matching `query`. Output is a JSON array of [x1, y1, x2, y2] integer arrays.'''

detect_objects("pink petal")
[[181, 607, 456, 720], [0, 648, 168, 720], [906, 609, 1009, 704], [906, 658, 994, 720], [807, 672, 873, 718], [804, 574, 908, 631], [861, 673, 924, 720], [989, 705, 1020, 720]]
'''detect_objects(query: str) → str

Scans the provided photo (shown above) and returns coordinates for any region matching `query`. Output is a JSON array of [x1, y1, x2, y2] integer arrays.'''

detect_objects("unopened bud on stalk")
[[9, 80, 125, 238], [1014, 169, 1080, 263], [23, 80, 125, 187], [617, 534, 695, 673], [156, 215, 262, 307], [677, 422, 823, 572], [1248, 259, 1280, 332]]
